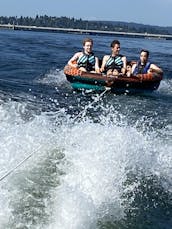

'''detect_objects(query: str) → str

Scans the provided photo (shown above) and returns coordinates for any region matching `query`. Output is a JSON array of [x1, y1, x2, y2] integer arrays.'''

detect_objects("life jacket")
[[133, 61, 151, 75], [105, 55, 123, 72], [77, 52, 95, 71]]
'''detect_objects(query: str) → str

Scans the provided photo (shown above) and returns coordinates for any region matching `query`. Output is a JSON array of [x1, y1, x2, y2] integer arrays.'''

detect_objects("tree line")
[[0, 15, 171, 35]]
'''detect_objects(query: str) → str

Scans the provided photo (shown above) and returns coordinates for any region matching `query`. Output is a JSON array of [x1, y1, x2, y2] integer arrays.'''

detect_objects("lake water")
[[0, 29, 172, 229]]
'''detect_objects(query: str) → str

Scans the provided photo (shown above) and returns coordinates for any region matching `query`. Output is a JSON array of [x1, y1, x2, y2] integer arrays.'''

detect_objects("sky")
[[0, 0, 172, 27]]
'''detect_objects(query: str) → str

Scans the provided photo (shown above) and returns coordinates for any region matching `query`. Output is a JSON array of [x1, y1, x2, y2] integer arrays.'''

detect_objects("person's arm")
[[121, 56, 127, 74], [131, 63, 137, 74], [100, 55, 109, 72], [149, 64, 163, 74], [94, 57, 100, 73], [68, 52, 81, 68]]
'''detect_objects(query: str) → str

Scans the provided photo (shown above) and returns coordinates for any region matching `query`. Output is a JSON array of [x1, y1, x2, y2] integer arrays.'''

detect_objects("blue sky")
[[0, 0, 172, 27]]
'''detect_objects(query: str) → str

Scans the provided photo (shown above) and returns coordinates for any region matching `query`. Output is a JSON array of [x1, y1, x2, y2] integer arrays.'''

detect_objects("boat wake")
[[0, 95, 171, 229]]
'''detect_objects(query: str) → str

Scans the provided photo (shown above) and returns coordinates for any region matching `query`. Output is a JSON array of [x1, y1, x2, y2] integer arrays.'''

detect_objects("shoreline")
[[0, 24, 172, 40]]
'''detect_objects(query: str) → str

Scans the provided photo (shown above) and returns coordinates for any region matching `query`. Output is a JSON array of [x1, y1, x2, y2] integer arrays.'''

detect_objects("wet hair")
[[140, 49, 149, 57], [82, 38, 93, 46], [127, 61, 132, 67], [110, 40, 120, 48]]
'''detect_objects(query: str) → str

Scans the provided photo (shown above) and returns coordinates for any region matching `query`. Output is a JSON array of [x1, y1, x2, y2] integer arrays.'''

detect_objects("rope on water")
[[0, 87, 111, 182], [0, 152, 33, 182], [73, 87, 111, 121]]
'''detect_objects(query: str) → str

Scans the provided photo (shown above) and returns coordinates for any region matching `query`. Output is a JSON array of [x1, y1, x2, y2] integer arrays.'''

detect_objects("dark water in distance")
[[0, 29, 172, 229]]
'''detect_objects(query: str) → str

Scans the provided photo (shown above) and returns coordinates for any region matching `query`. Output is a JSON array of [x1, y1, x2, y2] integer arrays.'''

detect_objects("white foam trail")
[[158, 79, 172, 95], [48, 118, 172, 229], [37, 69, 68, 87], [0, 101, 58, 227], [0, 100, 171, 229]]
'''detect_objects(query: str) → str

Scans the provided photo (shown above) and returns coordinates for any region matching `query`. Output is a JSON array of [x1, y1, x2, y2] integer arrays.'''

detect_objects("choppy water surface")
[[0, 30, 172, 229]]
